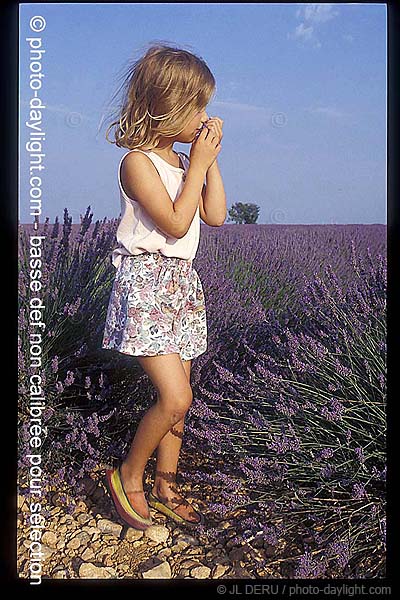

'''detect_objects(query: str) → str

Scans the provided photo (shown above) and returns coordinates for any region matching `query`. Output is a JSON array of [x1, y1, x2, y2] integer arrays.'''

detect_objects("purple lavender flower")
[[326, 538, 351, 569], [352, 483, 367, 499], [64, 370, 75, 387], [321, 397, 345, 422], [321, 465, 333, 479], [51, 355, 59, 373], [295, 551, 328, 578], [354, 447, 365, 464], [275, 394, 300, 417], [317, 447, 335, 460]]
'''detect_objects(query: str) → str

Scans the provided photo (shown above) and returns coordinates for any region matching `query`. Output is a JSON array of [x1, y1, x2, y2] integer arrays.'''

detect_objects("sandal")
[[105, 466, 153, 530], [148, 490, 204, 528]]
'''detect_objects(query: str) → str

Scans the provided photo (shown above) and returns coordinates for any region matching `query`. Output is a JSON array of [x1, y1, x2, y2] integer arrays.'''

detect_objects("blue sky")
[[19, 3, 386, 225]]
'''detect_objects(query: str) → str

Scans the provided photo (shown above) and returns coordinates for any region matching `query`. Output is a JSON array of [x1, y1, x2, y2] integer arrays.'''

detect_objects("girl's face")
[[181, 107, 209, 143]]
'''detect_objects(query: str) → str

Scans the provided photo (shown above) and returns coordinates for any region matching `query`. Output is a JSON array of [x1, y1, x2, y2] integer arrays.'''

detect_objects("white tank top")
[[110, 149, 200, 269]]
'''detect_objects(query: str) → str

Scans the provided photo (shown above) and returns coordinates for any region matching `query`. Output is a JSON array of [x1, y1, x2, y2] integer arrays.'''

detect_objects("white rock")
[[41, 544, 56, 561], [67, 536, 82, 550], [42, 531, 58, 549], [174, 533, 199, 546], [77, 513, 92, 525], [125, 527, 144, 542], [180, 559, 201, 569], [141, 561, 172, 579], [190, 565, 211, 579], [97, 519, 122, 537], [144, 525, 170, 544], [81, 547, 95, 561], [82, 526, 101, 540], [212, 564, 229, 578], [75, 531, 91, 546], [52, 567, 69, 579], [78, 562, 117, 579]]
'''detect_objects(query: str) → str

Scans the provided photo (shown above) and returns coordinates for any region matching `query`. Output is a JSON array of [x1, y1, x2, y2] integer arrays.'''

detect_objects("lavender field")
[[18, 208, 386, 578]]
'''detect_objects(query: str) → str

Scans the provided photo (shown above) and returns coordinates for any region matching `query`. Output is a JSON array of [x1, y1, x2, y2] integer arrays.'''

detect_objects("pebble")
[[42, 531, 58, 548], [170, 542, 188, 552], [157, 548, 172, 558], [190, 565, 211, 578], [67, 536, 82, 550], [180, 559, 201, 569], [17, 494, 26, 509], [212, 564, 229, 578], [144, 525, 170, 544], [82, 526, 101, 541], [141, 560, 172, 579], [78, 562, 117, 579], [125, 528, 143, 542], [174, 533, 199, 546], [76, 513, 92, 525], [16, 478, 272, 580], [41, 545, 54, 560], [52, 567, 69, 579], [81, 547, 95, 561], [97, 519, 123, 537]]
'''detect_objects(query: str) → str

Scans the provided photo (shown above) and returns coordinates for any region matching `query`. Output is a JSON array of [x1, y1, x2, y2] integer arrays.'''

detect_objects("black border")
[[2, 0, 398, 593]]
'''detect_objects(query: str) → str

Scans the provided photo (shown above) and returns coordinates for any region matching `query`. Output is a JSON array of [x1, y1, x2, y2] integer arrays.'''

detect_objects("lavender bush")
[[18, 207, 152, 508], [182, 239, 386, 578], [18, 209, 386, 578]]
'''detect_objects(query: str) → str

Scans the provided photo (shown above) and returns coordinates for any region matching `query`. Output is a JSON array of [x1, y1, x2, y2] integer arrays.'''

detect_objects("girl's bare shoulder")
[[121, 150, 161, 190]]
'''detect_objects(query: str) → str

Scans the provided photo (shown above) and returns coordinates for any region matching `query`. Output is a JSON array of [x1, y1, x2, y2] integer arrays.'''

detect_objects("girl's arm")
[[121, 152, 207, 239], [199, 159, 227, 226], [196, 117, 227, 226]]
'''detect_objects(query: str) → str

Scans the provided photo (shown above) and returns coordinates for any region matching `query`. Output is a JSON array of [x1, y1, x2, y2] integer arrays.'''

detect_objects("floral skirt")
[[101, 252, 208, 361]]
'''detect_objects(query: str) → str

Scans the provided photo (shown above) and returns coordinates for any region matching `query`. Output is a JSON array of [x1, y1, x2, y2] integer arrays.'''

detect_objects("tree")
[[228, 202, 260, 224]]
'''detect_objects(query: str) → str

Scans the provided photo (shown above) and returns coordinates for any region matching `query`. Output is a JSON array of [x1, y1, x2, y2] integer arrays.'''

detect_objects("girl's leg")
[[153, 359, 191, 488], [120, 353, 193, 520], [151, 359, 200, 522], [153, 411, 185, 489]]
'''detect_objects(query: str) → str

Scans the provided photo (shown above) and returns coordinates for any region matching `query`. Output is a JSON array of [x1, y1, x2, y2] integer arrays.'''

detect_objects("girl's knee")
[[158, 387, 193, 425]]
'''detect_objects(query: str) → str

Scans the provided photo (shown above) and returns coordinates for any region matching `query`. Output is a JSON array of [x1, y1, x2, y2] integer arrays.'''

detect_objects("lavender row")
[[18, 208, 386, 578]]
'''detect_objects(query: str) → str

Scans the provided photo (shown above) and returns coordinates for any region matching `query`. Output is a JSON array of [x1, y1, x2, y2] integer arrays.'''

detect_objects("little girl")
[[101, 44, 226, 529]]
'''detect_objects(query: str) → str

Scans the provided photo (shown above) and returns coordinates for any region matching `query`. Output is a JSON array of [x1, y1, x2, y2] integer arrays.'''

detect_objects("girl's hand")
[[204, 117, 224, 143], [189, 120, 222, 173]]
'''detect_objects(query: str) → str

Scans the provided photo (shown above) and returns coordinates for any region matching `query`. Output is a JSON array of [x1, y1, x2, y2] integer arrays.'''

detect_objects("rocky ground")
[[17, 465, 283, 580]]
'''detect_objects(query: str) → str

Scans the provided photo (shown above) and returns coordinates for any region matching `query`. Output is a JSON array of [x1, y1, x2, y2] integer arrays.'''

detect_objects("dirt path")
[[17, 469, 279, 580]]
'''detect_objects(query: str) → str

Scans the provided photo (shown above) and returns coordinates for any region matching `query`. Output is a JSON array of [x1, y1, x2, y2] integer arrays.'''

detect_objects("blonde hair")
[[104, 42, 216, 150]]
